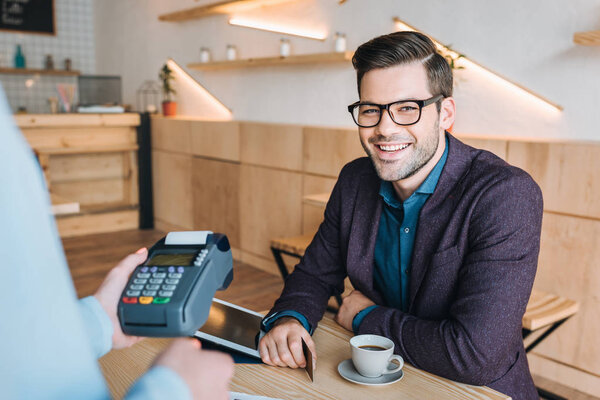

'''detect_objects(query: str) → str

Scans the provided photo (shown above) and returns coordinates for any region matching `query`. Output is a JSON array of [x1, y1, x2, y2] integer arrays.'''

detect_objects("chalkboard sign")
[[0, 0, 55, 35]]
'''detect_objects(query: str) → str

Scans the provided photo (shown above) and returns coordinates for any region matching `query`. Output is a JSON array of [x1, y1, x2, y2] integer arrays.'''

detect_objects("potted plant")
[[159, 63, 177, 116]]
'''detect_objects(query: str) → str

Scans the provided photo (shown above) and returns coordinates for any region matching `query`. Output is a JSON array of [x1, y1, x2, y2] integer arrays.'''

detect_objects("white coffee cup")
[[350, 334, 404, 378]]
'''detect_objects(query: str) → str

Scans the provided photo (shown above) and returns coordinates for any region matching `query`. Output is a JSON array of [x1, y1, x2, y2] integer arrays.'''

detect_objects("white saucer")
[[337, 359, 403, 386]]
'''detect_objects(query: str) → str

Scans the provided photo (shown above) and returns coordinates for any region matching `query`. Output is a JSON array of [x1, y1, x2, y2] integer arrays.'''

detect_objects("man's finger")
[[274, 338, 298, 368], [259, 339, 273, 366], [288, 335, 306, 368], [116, 249, 148, 274], [267, 341, 284, 367]]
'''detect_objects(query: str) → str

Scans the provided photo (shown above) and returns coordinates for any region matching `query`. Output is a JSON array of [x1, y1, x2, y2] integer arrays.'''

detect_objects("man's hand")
[[93, 248, 147, 349], [335, 290, 376, 331], [154, 338, 234, 400], [258, 317, 316, 369]]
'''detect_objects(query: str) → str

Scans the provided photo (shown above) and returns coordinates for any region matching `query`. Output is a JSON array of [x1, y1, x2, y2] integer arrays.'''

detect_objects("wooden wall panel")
[[123, 151, 139, 206], [57, 209, 138, 238], [302, 175, 335, 234], [238, 250, 279, 276], [240, 122, 303, 171], [239, 165, 302, 268], [49, 153, 125, 182], [456, 136, 508, 161], [528, 354, 600, 397], [191, 121, 240, 161], [303, 127, 364, 177], [192, 158, 241, 248], [151, 150, 193, 229], [22, 127, 135, 149], [151, 117, 192, 154], [53, 179, 126, 206], [531, 212, 600, 378], [508, 141, 600, 219]]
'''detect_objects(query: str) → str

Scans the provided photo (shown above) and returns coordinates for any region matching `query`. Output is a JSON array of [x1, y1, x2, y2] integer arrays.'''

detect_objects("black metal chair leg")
[[270, 247, 289, 280], [537, 387, 567, 400]]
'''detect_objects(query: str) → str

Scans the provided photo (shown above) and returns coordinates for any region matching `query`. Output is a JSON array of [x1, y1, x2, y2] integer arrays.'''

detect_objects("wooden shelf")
[[188, 51, 353, 70], [573, 30, 600, 46], [0, 67, 80, 76], [36, 144, 139, 156], [159, 0, 297, 22]]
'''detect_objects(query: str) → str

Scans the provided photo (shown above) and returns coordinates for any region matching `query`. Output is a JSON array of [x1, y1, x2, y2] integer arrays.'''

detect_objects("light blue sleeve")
[[0, 86, 110, 399], [0, 86, 191, 399], [79, 296, 114, 358], [125, 366, 191, 400]]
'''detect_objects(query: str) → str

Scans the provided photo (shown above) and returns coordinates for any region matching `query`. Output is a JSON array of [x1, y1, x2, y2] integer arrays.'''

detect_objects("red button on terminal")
[[122, 297, 138, 304]]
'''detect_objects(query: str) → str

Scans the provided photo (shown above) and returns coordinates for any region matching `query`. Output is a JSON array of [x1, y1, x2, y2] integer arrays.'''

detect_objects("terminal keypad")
[[122, 265, 187, 305]]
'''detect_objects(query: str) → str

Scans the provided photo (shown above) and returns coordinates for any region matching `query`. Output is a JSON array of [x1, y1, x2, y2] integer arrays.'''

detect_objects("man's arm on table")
[[259, 167, 351, 367], [354, 173, 543, 386]]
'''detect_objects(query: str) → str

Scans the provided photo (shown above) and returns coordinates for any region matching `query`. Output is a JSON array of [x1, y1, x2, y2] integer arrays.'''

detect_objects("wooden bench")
[[523, 290, 579, 400], [523, 290, 579, 352]]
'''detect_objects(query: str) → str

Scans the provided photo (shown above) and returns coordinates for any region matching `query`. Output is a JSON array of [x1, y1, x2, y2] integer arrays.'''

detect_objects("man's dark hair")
[[352, 31, 453, 110]]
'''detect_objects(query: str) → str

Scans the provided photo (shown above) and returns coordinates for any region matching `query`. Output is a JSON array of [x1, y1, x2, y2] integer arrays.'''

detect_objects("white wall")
[[94, 0, 600, 141], [0, 0, 95, 113]]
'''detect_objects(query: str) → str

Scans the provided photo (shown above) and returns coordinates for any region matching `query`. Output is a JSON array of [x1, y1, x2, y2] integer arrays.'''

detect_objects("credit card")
[[302, 338, 314, 382]]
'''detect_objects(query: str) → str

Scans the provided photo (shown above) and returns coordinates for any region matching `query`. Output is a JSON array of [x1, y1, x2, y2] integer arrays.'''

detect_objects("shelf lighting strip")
[[166, 58, 233, 119], [393, 17, 563, 112], [228, 16, 327, 40]]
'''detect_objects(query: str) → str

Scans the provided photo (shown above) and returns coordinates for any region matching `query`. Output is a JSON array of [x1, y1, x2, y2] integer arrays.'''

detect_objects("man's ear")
[[439, 96, 456, 131]]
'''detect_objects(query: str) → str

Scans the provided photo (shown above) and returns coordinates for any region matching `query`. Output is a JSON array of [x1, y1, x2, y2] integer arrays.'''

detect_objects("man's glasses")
[[347, 95, 443, 128]]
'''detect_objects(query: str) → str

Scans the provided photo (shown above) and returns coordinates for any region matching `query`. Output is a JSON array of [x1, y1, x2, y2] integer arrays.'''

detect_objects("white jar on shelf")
[[334, 32, 347, 52], [200, 47, 211, 63], [279, 38, 291, 57], [226, 44, 237, 61]]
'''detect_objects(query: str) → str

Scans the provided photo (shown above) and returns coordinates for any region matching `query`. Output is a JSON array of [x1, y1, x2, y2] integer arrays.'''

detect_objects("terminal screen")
[[146, 253, 196, 266]]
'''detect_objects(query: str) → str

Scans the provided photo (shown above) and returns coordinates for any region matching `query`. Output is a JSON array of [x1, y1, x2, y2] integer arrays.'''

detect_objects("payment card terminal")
[[118, 231, 233, 337]]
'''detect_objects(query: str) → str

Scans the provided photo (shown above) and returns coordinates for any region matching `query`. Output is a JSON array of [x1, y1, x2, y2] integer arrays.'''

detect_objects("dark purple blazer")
[[267, 134, 543, 399]]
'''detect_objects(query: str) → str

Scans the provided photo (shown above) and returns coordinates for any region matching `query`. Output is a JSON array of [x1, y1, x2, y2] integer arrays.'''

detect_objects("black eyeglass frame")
[[347, 94, 444, 128]]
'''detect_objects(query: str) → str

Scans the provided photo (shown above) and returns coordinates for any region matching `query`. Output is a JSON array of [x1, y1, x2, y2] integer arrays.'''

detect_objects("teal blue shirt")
[[353, 137, 448, 332]]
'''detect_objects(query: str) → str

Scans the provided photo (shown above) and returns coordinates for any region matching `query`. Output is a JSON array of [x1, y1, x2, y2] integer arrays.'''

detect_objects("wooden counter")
[[17, 113, 141, 238]]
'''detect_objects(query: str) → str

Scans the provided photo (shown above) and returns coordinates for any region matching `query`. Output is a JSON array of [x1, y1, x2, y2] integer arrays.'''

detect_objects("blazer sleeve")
[[264, 164, 351, 328], [357, 171, 543, 386]]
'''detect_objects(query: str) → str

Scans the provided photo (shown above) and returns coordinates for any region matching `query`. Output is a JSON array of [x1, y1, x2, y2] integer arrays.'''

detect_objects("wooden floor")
[[62, 229, 598, 400], [63, 229, 284, 313]]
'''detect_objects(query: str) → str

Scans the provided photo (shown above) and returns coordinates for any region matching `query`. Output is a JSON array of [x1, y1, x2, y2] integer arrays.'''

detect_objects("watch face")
[[146, 253, 196, 266]]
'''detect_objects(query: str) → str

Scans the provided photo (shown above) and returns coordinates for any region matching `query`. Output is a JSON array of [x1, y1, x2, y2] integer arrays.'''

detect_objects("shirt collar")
[[379, 135, 449, 205]]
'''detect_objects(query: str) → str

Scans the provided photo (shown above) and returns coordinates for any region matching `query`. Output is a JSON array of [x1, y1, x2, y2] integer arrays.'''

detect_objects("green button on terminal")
[[153, 297, 171, 304]]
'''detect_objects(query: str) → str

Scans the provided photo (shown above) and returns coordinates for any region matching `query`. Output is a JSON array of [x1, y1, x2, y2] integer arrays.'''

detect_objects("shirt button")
[[404, 227, 410, 233]]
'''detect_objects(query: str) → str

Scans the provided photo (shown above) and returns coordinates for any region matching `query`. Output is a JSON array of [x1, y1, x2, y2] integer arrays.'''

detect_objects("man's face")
[[358, 62, 443, 182]]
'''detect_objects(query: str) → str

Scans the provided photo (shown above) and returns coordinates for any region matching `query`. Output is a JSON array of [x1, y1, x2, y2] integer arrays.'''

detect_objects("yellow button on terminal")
[[139, 296, 154, 304]]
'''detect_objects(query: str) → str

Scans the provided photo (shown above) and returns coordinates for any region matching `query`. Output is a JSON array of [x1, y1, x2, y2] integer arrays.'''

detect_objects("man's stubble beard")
[[361, 118, 441, 182]]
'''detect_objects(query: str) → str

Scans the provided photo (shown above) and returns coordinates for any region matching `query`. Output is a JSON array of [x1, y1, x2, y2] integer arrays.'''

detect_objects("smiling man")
[[259, 31, 543, 399]]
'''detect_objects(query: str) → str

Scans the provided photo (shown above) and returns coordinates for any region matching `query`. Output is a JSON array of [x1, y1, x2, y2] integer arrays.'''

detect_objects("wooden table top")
[[99, 314, 509, 400]]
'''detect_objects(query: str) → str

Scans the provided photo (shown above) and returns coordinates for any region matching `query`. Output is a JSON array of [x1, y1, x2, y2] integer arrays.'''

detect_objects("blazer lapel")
[[408, 134, 472, 310], [347, 168, 384, 304]]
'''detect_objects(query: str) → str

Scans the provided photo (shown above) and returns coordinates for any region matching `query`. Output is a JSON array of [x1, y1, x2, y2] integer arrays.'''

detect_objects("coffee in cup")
[[350, 334, 403, 378]]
